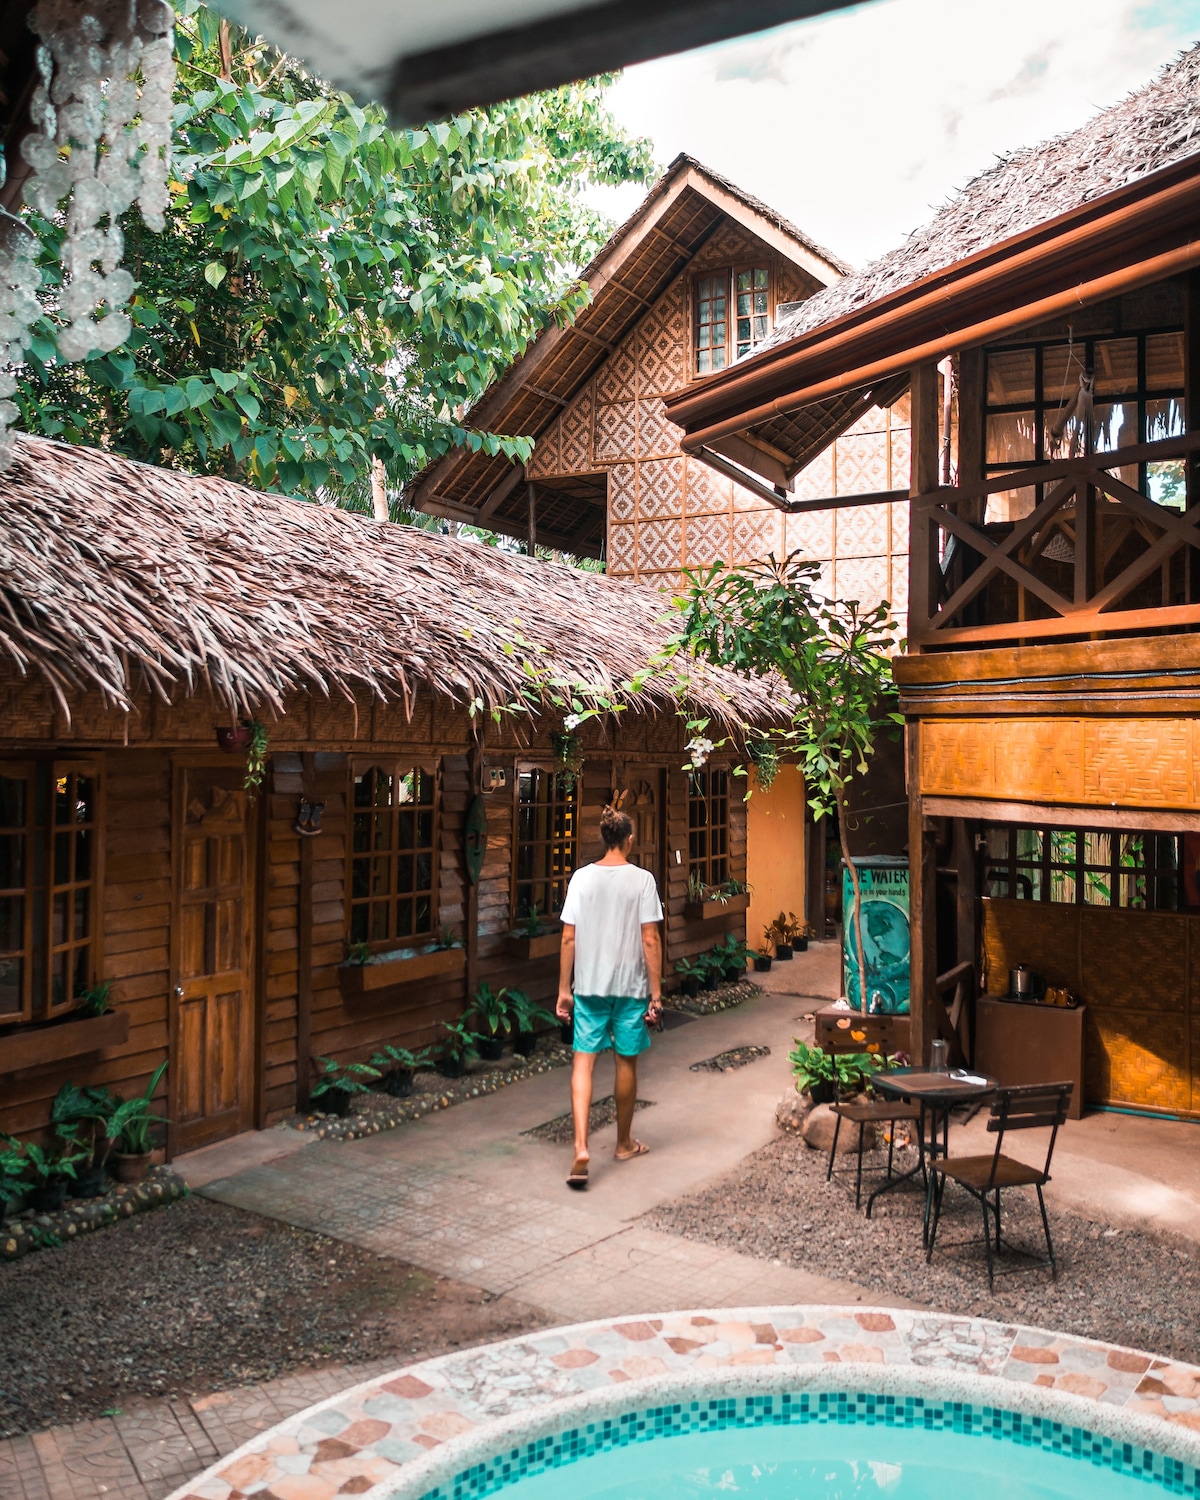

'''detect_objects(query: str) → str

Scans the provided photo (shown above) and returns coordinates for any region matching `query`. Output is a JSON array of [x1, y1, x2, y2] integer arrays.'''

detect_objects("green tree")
[[14, 3, 654, 505], [662, 552, 902, 1013]]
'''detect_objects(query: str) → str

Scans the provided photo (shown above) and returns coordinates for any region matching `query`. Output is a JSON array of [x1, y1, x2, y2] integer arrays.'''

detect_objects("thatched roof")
[[759, 43, 1200, 354], [0, 434, 775, 727]]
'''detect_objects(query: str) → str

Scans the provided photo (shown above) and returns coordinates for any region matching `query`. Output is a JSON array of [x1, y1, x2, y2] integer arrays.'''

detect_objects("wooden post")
[[295, 751, 315, 1111], [907, 723, 938, 1068], [465, 739, 482, 1004], [957, 348, 985, 527], [908, 362, 941, 651], [527, 482, 537, 557], [1186, 271, 1199, 603]]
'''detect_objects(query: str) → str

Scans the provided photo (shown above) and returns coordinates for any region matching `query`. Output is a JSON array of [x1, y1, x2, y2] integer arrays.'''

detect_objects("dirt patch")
[[646, 1131, 1200, 1363], [0, 1194, 547, 1439], [522, 1096, 654, 1146]]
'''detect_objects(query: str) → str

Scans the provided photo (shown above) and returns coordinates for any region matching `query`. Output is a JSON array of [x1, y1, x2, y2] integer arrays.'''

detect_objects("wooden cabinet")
[[974, 996, 1085, 1120]]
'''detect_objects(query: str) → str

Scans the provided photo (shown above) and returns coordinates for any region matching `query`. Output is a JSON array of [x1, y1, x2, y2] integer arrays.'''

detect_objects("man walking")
[[556, 804, 663, 1190]]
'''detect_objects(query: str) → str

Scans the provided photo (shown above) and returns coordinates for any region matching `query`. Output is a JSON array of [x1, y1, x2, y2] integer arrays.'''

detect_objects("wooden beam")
[[477, 462, 525, 522], [956, 348, 984, 526], [924, 795, 1200, 834], [295, 751, 315, 1112], [525, 384, 569, 407], [608, 278, 655, 310], [908, 362, 940, 651], [953, 817, 977, 979], [907, 722, 939, 1067], [527, 482, 537, 557], [570, 325, 617, 354]]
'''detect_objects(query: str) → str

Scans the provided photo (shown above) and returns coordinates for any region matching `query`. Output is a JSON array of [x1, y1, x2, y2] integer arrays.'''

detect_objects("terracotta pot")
[[110, 1151, 152, 1184], [215, 725, 252, 753]]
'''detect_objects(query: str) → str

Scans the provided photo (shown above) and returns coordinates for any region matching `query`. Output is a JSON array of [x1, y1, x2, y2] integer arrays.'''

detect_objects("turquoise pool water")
[[417, 1395, 1199, 1500]]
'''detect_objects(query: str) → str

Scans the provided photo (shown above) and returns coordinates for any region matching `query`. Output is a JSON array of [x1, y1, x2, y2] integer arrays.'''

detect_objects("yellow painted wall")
[[746, 764, 807, 955]]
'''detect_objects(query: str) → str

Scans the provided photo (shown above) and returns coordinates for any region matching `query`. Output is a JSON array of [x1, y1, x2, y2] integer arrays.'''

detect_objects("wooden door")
[[622, 770, 666, 895], [172, 764, 256, 1153]]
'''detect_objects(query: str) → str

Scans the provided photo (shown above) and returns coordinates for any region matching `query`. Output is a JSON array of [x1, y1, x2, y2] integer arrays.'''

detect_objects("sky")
[[587, 0, 1200, 270]]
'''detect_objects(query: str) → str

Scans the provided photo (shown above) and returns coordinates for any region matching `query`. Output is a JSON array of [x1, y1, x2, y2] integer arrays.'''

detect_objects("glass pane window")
[[694, 273, 728, 376], [735, 267, 771, 358], [688, 767, 731, 891], [514, 768, 578, 921], [348, 765, 437, 948], [48, 768, 97, 1013], [984, 328, 1187, 508], [982, 822, 1182, 911], [696, 268, 772, 374]]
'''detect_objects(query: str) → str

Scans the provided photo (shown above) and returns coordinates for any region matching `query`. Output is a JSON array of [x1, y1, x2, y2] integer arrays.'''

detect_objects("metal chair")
[[826, 1090, 921, 1207], [925, 1081, 1073, 1288]]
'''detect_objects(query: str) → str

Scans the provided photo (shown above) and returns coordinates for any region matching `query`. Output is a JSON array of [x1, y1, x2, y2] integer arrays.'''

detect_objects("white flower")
[[687, 736, 715, 767], [563, 713, 584, 731]]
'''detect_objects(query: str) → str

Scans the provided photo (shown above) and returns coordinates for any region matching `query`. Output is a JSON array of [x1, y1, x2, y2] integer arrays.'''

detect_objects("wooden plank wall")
[[982, 896, 1198, 1116], [0, 703, 751, 1145]]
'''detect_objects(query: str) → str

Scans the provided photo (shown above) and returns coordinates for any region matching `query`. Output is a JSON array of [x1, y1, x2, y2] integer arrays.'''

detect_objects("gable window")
[[983, 329, 1185, 520], [688, 767, 730, 890], [515, 768, 578, 920], [349, 765, 438, 947], [982, 824, 1181, 911], [694, 266, 772, 376], [1, 761, 100, 1023]]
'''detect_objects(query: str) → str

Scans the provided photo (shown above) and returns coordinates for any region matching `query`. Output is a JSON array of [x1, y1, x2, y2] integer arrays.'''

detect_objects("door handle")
[[174, 985, 184, 996]]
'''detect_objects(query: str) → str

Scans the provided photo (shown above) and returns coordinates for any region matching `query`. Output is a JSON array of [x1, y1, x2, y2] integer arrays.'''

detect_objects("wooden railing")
[[909, 431, 1200, 648]]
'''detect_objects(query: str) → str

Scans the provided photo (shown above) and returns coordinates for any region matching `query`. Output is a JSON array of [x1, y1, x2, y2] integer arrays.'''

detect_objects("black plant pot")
[[31, 1180, 68, 1213], [439, 1055, 467, 1079], [559, 1018, 574, 1047], [723, 966, 743, 985], [753, 956, 773, 973], [807, 1080, 836, 1106], [322, 1086, 355, 1117], [796, 937, 809, 952], [698, 973, 717, 991], [71, 1163, 107, 1199], [775, 943, 793, 961], [514, 1030, 538, 1058], [382, 1068, 414, 1098], [679, 977, 701, 998], [478, 1036, 504, 1062]]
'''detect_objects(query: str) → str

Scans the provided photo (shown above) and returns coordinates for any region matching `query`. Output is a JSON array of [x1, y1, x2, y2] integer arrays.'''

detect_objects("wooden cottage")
[[664, 46, 1200, 1117], [408, 154, 913, 945], [0, 435, 773, 1154]]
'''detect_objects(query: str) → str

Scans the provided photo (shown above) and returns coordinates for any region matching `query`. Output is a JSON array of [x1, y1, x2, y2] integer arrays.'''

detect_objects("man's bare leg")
[[613, 1053, 647, 1159], [569, 1050, 598, 1184]]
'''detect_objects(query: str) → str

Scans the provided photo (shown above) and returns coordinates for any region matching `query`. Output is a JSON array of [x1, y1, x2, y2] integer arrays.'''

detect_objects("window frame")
[[512, 764, 580, 923], [687, 765, 731, 892], [691, 263, 774, 379], [346, 758, 441, 953], [0, 757, 103, 1027], [982, 822, 1182, 912]]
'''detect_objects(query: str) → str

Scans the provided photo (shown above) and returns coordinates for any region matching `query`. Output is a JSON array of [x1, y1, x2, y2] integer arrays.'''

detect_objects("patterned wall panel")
[[595, 345, 637, 404], [638, 456, 685, 519], [526, 416, 560, 478], [638, 518, 684, 572], [638, 398, 682, 459], [832, 555, 890, 612], [608, 522, 637, 572], [786, 508, 834, 559], [684, 511, 731, 565], [608, 463, 637, 522], [921, 719, 996, 798], [684, 455, 733, 515], [1082, 720, 1194, 807], [636, 287, 686, 396], [593, 401, 637, 463], [991, 719, 1082, 803], [835, 504, 889, 558], [560, 388, 594, 471], [837, 431, 890, 493], [732, 509, 785, 562]]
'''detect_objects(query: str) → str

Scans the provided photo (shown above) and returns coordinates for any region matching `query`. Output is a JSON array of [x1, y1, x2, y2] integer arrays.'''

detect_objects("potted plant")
[[106, 1060, 170, 1181], [507, 904, 562, 961], [750, 948, 772, 974], [695, 951, 721, 991], [22, 1139, 88, 1212], [341, 935, 464, 993], [765, 913, 795, 960], [75, 980, 112, 1018], [0, 1137, 27, 1219], [508, 990, 557, 1058], [439, 1019, 480, 1079], [789, 1039, 882, 1105], [674, 957, 704, 998], [712, 932, 748, 983], [310, 1056, 381, 1117], [51, 1080, 116, 1198], [368, 1044, 432, 1098], [685, 874, 752, 922], [433, 925, 460, 951], [471, 983, 514, 1060]]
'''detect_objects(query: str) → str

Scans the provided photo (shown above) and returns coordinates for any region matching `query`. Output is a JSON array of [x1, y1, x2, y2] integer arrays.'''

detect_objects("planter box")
[[0, 1010, 129, 1075], [815, 1003, 910, 1058], [506, 929, 562, 961], [341, 945, 464, 994], [684, 893, 750, 923]]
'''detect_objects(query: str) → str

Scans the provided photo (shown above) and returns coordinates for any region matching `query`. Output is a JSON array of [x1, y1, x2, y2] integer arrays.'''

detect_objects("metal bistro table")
[[866, 1067, 997, 1239]]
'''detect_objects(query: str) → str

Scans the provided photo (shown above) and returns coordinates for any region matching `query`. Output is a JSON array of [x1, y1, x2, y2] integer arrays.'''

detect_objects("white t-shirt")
[[559, 861, 664, 999]]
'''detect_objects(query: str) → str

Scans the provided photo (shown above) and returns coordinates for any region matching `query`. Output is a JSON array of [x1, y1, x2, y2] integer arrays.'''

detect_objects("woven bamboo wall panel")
[[639, 456, 685, 519], [1085, 1011, 1190, 1113], [593, 400, 636, 463], [1080, 907, 1188, 1012], [684, 454, 733, 515], [560, 389, 593, 471], [920, 718, 1200, 810], [637, 398, 680, 459], [609, 522, 636, 571], [609, 463, 637, 522], [595, 345, 637, 405], [684, 511, 731, 565], [982, 897, 1080, 992], [526, 418, 560, 478]]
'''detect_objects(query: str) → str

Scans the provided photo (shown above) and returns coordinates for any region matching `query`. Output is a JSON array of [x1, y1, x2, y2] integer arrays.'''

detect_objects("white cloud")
[[588, 0, 1200, 268]]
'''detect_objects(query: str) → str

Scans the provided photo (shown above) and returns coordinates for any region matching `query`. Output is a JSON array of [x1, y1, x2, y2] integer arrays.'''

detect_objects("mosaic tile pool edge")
[[419, 1391, 1200, 1500]]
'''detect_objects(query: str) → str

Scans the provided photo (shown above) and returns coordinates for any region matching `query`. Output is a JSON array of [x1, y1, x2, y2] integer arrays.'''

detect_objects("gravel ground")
[[667, 978, 760, 1016], [0, 1194, 547, 1439], [690, 1045, 772, 1074], [646, 1132, 1200, 1363]]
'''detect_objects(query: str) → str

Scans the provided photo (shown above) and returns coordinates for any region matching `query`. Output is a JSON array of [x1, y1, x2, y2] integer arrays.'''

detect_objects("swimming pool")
[[407, 1388, 1200, 1500]]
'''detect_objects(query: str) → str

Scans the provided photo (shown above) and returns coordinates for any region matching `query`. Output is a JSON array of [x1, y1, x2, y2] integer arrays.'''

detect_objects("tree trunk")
[[370, 456, 389, 522], [836, 786, 869, 1014]]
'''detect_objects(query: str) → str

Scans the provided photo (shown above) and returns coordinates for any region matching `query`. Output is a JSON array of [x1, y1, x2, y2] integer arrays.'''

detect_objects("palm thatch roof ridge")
[[0, 434, 774, 727], [756, 43, 1200, 355]]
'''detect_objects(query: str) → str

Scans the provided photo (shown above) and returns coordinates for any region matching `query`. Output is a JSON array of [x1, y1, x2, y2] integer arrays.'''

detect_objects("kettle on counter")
[[1009, 963, 1046, 1001]]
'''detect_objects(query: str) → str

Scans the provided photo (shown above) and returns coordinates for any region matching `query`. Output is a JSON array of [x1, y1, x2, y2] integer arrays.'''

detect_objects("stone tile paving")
[[163, 1306, 1200, 1500]]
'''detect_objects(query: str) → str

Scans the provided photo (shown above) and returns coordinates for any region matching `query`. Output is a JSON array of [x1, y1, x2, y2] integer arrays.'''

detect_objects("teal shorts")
[[572, 995, 652, 1056]]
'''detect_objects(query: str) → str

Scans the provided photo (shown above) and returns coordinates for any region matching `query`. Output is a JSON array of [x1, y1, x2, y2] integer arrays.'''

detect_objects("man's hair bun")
[[599, 804, 634, 849]]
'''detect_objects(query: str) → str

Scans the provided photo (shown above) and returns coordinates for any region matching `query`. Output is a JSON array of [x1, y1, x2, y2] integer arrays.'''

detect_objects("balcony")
[[908, 431, 1200, 649]]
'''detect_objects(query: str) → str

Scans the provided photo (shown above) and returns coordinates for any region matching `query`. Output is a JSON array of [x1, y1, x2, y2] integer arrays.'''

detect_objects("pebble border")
[[0, 1165, 187, 1260], [666, 978, 760, 1017], [689, 1043, 772, 1073], [164, 1306, 1200, 1500]]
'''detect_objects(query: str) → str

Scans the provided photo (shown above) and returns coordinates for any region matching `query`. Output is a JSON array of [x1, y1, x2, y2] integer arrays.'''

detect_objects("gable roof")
[[405, 154, 846, 551], [0, 434, 775, 728], [664, 44, 1200, 479]]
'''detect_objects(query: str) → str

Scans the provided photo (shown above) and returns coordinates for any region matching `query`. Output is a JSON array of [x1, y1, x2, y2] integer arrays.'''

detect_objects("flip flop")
[[614, 1140, 649, 1161], [566, 1157, 589, 1190]]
